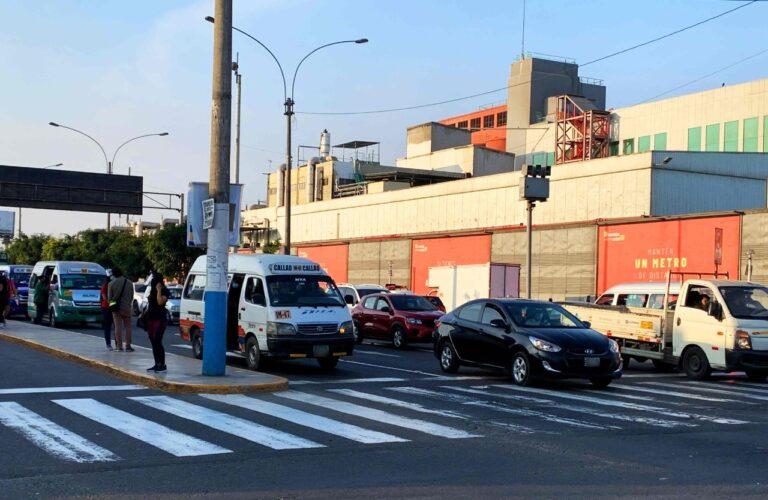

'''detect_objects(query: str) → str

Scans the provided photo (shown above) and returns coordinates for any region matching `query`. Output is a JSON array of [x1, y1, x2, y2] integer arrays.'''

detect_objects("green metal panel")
[[687, 127, 701, 151], [653, 132, 667, 151], [622, 138, 634, 155], [638, 135, 651, 153], [743, 117, 759, 152], [724, 120, 738, 152], [546, 152, 554, 166], [763, 116, 768, 152], [705, 124, 720, 152], [609, 141, 619, 156], [532, 152, 545, 166]]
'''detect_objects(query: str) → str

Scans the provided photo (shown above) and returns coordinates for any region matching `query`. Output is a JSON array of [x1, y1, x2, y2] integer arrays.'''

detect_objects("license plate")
[[584, 357, 600, 367], [313, 345, 330, 357]]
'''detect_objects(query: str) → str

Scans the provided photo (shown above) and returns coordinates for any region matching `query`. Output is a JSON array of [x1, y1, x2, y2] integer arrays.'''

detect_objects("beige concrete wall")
[[367, 181, 410, 194], [406, 122, 470, 158], [396, 145, 515, 176], [347, 239, 411, 287], [741, 212, 767, 283]]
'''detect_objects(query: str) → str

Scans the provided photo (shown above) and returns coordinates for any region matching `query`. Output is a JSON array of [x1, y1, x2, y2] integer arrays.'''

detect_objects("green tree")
[[77, 229, 120, 268], [41, 236, 82, 261], [6, 234, 50, 264], [107, 232, 150, 281], [144, 225, 203, 282]]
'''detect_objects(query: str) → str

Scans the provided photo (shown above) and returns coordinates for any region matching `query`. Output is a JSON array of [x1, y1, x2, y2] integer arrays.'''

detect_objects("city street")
[[1, 321, 767, 498]]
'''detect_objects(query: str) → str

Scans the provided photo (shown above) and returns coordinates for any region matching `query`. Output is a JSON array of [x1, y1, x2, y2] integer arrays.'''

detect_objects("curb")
[[0, 332, 289, 394]]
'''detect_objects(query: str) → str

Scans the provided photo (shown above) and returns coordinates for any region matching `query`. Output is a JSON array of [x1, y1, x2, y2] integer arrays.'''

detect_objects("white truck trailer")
[[562, 272, 768, 380]]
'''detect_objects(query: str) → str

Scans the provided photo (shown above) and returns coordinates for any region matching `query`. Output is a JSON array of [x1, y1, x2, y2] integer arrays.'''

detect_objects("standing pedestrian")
[[100, 275, 114, 350], [33, 275, 49, 325], [145, 272, 169, 372], [0, 274, 9, 329], [108, 267, 134, 352]]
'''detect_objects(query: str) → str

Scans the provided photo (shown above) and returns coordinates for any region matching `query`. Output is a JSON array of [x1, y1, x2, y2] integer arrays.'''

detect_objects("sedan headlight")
[[529, 336, 562, 353], [735, 330, 752, 350], [608, 339, 620, 353], [266, 321, 296, 336], [406, 317, 423, 325], [338, 321, 354, 334]]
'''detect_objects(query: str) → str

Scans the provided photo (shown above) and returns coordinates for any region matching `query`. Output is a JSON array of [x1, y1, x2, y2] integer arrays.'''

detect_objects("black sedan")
[[434, 299, 622, 387]]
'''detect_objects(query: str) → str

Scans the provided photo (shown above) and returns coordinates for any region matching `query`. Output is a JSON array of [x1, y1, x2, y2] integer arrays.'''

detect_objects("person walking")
[[145, 273, 170, 372], [33, 275, 50, 325], [0, 274, 9, 329], [108, 267, 134, 352], [100, 275, 114, 350]]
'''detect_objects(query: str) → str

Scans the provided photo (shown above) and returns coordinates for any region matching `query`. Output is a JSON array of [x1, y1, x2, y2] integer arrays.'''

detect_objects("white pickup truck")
[[562, 272, 768, 380]]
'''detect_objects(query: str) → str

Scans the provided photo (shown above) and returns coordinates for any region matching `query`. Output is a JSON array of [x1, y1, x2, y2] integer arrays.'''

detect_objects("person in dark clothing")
[[33, 275, 49, 325], [100, 275, 114, 350], [0, 274, 9, 329], [145, 272, 170, 372]]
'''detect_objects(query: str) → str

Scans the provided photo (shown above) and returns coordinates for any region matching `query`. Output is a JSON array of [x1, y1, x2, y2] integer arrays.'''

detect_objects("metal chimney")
[[319, 129, 331, 158]]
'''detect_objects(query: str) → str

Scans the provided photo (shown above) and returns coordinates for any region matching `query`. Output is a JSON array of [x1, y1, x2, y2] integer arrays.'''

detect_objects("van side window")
[[647, 294, 666, 309], [596, 294, 613, 305], [184, 274, 206, 301], [617, 294, 647, 307], [244, 277, 266, 306]]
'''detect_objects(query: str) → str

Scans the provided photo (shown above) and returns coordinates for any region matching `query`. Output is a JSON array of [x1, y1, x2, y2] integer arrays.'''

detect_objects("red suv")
[[352, 293, 443, 349]]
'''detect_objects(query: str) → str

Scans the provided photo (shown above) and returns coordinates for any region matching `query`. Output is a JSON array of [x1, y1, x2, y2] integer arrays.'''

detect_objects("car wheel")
[[510, 351, 532, 386], [590, 377, 613, 388], [49, 308, 57, 328], [392, 325, 408, 349], [682, 346, 711, 380], [191, 331, 203, 360], [245, 337, 262, 371], [439, 341, 460, 373], [745, 369, 768, 382], [354, 322, 363, 345], [317, 356, 339, 371]]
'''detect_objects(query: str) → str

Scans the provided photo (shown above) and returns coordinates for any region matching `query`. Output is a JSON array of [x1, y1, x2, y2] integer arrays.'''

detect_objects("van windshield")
[[10, 271, 31, 287], [719, 286, 768, 319], [60, 274, 103, 290], [266, 275, 345, 307]]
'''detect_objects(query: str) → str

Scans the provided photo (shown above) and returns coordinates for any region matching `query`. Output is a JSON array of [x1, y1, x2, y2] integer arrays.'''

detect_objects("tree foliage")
[[144, 225, 204, 281], [6, 234, 50, 264]]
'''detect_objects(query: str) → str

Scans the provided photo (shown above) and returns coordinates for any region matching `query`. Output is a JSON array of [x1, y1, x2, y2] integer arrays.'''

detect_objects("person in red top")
[[100, 275, 114, 350]]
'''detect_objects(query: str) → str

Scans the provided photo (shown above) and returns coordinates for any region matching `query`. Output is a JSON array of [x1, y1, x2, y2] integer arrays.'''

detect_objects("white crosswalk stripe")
[[131, 396, 323, 450], [610, 384, 748, 403], [275, 390, 481, 439], [202, 394, 408, 444], [706, 381, 768, 394], [53, 398, 231, 457], [328, 389, 468, 419], [655, 382, 768, 401], [0, 402, 118, 463]]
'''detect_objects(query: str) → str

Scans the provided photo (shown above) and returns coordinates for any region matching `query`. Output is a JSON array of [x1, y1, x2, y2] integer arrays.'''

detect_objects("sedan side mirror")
[[489, 318, 511, 332], [344, 294, 355, 305], [582, 320, 592, 329]]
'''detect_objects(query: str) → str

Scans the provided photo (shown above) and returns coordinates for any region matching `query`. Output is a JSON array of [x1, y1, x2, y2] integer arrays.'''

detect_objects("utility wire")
[[297, 0, 757, 116]]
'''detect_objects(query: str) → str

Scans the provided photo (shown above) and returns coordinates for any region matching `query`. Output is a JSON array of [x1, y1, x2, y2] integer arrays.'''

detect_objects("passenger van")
[[180, 254, 355, 371], [595, 282, 682, 310], [28, 261, 107, 327], [0, 264, 33, 318]]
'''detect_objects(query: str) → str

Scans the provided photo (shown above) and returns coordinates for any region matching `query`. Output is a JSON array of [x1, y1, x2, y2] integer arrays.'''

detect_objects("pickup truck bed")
[[561, 302, 673, 347]]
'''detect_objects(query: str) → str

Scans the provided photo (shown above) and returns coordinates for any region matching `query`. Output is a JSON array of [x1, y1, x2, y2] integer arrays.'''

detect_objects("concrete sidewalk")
[[0, 321, 288, 393]]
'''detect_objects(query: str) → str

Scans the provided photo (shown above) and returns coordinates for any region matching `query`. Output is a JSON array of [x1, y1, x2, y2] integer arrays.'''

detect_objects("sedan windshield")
[[719, 286, 768, 319], [503, 302, 584, 328], [266, 275, 345, 307], [60, 274, 104, 290], [389, 295, 437, 312]]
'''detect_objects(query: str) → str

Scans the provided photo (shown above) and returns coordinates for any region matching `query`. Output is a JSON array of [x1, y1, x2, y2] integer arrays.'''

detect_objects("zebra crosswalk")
[[1, 377, 767, 464]]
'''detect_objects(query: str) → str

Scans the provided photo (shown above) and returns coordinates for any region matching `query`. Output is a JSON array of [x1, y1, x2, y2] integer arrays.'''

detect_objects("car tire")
[[438, 340, 460, 373], [317, 356, 339, 371], [510, 351, 533, 386], [392, 325, 408, 350], [590, 377, 613, 388], [354, 322, 364, 345], [49, 308, 57, 328], [745, 369, 768, 382], [191, 331, 203, 360], [682, 346, 711, 380], [245, 336, 262, 371]]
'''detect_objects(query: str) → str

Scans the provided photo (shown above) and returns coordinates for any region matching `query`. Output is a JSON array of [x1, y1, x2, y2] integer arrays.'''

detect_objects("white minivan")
[[180, 254, 355, 371], [595, 282, 682, 310]]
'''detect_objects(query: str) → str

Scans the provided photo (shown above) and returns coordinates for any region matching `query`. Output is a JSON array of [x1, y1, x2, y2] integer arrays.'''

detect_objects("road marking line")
[[291, 377, 405, 386], [131, 396, 322, 450], [202, 394, 406, 444], [612, 384, 744, 403], [662, 382, 768, 401], [0, 402, 118, 463], [354, 350, 400, 358], [389, 386, 609, 430], [488, 385, 747, 425], [53, 398, 231, 457], [714, 380, 768, 390], [0, 385, 145, 395], [172, 344, 192, 349], [620, 373, 685, 378], [339, 359, 443, 378], [329, 389, 468, 420], [276, 391, 479, 439]]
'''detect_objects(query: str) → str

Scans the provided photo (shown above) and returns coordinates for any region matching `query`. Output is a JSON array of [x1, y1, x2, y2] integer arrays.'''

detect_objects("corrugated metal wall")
[[491, 226, 596, 300], [347, 240, 411, 287], [741, 213, 768, 283]]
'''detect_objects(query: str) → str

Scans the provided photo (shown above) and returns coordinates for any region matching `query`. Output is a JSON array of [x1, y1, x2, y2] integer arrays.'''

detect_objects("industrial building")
[[241, 55, 768, 304]]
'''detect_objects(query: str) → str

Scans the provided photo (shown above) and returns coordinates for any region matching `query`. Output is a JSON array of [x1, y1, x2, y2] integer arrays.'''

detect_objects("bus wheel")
[[245, 337, 262, 371], [191, 332, 203, 360], [317, 356, 339, 371]]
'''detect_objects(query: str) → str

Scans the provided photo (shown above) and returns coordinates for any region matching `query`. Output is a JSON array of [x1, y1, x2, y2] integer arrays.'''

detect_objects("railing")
[[334, 181, 368, 198], [579, 76, 604, 86]]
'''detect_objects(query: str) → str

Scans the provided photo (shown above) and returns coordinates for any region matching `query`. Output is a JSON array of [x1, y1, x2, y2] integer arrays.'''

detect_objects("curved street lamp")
[[205, 15, 367, 254]]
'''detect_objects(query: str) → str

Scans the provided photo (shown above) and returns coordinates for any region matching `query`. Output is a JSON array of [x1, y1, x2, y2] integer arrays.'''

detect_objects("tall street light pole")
[[48, 122, 168, 230], [205, 16, 367, 255]]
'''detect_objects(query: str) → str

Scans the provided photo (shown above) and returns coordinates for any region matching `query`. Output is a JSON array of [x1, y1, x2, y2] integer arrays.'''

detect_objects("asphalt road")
[[1, 319, 767, 498]]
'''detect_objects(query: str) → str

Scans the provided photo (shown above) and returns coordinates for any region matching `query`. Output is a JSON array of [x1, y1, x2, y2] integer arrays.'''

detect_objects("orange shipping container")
[[411, 235, 491, 295], [597, 216, 741, 294], [297, 244, 349, 283]]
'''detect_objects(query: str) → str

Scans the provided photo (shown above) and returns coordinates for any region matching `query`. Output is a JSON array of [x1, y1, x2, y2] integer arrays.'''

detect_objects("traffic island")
[[0, 321, 288, 393]]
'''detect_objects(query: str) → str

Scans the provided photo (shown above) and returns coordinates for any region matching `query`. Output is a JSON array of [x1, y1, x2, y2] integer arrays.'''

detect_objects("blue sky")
[[1, 0, 766, 235]]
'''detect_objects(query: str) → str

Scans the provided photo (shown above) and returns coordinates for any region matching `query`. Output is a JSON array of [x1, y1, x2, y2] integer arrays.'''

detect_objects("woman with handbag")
[[145, 273, 170, 372], [108, 267, 134, 352]]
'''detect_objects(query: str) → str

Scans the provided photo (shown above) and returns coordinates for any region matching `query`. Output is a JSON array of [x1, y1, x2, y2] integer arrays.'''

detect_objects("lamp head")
[[159, 132, 170, 136], [49, 122, 60, 127], [204, 16, 214, 23], [355, 38, 369, 44]]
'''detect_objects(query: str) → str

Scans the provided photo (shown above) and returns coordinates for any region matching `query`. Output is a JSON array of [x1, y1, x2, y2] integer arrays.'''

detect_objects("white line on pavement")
[[653, 382, 768, 401], [611, 384, 745, 403], [329, 388, 468, 420], [0, 385, 145, 395], [354, 350, 400, 358], [339, 359, 443, 378], [291, 377, 405, 386]]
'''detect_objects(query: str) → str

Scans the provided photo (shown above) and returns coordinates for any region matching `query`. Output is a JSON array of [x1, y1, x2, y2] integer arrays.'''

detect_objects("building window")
[[653, 132, 667, 151], [497, 111, 507, 127], [705, 123, 720, 151], [609, 141, 619, 156], [687, 127, 701, 151], [483, 115, 494, 128], [457, 120, 468, 129], [724, 120, 738, 152], [623, 138, 634, 155], [470, 117, 481, 131], [638, 135, 651, 153], [744, 117, 759, 152]]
